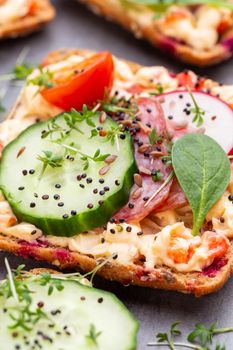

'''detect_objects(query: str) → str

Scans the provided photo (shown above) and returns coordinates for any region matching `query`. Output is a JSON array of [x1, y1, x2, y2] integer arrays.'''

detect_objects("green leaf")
[[149, 128, 158, 145], [94, 149, 100, 158], [172, 134, 231, 236], [156, 332, 169, 343], [171, 322, 181, 337], [187, 322, 217, 346]]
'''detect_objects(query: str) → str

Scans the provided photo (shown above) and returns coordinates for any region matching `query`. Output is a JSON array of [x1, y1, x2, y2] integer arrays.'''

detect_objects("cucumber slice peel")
[[0, 265, 138, 350], [0, 108, 137, 236]]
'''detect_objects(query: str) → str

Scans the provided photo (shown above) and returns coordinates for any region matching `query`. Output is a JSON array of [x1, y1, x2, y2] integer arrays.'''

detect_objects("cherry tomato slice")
[[41, 51, 114, 111]]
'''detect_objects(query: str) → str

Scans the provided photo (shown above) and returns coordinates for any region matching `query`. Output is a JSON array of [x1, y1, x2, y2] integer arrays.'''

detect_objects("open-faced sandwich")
[[0, 49, 233, 296], [0, 0, 55, 39], [0, 261, 138, 349], [78, 0, 233, 66]]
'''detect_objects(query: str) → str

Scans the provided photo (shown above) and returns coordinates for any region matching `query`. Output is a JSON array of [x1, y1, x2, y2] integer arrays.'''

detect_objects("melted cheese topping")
[[0, 53, 232, 273], [0, 0, 31, 25]]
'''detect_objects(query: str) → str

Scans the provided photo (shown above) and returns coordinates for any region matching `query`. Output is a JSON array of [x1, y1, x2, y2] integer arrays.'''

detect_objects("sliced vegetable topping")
[[0, 263, 138, 350], [172, 134, 231, 236], [0, 108, 136, 236], [159, 91, 233, 154], [39, 51, 114, 111]]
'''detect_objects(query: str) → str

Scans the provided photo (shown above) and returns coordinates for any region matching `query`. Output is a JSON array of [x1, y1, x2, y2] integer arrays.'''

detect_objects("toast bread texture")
[[0, 0, 55, 39], [79, 0, 233, 67], [0, 48, 233, 297]]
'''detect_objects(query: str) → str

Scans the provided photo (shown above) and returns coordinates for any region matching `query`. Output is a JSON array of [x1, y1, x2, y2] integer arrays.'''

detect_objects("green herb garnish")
[[27, 66, 54, 89], [148, 321, 233, 349], [172, 134, 231, 236], [86, 324, 102, 346], [188, 89, 205, 127], [125, 0, 233, 14], [37, 150, 64, 179]]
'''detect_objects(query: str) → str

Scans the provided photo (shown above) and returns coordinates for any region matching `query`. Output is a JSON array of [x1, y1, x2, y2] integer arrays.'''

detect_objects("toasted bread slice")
[[0, 0, 55, 39], [78, 0, 233, 67], [0, 48, 233, 297]]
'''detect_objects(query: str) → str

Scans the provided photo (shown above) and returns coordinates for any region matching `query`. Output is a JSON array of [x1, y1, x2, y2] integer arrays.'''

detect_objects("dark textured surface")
[[0, 0, 233, 348]]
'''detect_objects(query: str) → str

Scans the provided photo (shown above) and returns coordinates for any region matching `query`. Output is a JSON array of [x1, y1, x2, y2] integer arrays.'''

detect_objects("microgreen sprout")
[[37, 150, 64, 179], [187, 88, 205, 127], [147, 321, 233, 349]]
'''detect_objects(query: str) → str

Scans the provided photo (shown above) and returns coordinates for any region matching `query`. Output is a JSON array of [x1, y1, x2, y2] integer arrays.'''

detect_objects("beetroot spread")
[[202, 258, 228, 278]]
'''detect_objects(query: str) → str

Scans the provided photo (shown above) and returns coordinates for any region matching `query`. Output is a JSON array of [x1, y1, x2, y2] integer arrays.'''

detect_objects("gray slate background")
[[0, 0, 233, 348]]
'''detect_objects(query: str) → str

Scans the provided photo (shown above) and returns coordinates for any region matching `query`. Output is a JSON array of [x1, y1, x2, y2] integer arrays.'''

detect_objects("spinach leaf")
[[172, 134, 231, 236]]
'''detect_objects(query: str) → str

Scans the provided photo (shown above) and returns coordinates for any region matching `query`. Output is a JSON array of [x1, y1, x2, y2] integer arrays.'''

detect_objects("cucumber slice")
[[0, 276, 138, 350], [0, 110, 136, 236]]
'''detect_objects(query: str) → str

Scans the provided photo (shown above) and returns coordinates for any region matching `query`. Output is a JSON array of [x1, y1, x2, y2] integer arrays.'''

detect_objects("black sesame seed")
[[99, 190, 105, 196], [101, 238, 105, 243], [135, 116, 141, 121], [29, 169, 35, 174], [128, 203, 134, 209], [120, 134, 126, 140], [31, 230, 37, 235], [110, 218, 116, 223], [228, 195, 233, 201], [93, 188, 98, 194], [144, 152, 150, 158], [98, 297, 104, 303], [22, 170, 27, 176], [146, 108, 152, 113], [30, 202, 36, 208], [55, 184, 61, 189], [168, 115, 173, 120], [104, 186, 110, 191], [98, 200, 104, 205], [138, 141, 143, 146], [37, 301, 44, 308], [18, 186, 24, 191], [115, 180, 120, 186], [79, 184, 85, 189], [146, 123, 151, 128], [63, 214, 69, 219], [80, 296, 85, 301], [119, 218, 125, 223], [12, 332, 18, 338], [58, 202, 64, 207], [76, 175, 82, 181], [87, 203, 93, 209], [126, 226, 132, 232], [42, 194, 49, 200], [54, 194, 60, 200], [137, 231, 143, 236], [151, 169, 157, 176], [110, 229, 115, 234], [81, 173, 87, 179], [86, 178, 93, 184], [34, 193, 38, 198], [113, 254, 118, 260], [99, 178, 105, 184], [220, 217, 225, 223], [143, 196, 149, 201], [71, 210, 77, 216], [179, 94, 183, 99]]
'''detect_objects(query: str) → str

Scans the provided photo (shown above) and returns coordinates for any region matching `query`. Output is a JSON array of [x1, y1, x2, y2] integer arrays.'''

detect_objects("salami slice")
[[113, 97, 173, 223], [156, 179, 188, 213]]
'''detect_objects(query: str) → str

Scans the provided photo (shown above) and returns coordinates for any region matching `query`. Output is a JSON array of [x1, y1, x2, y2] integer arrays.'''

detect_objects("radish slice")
[[158, 91, 233, 154]]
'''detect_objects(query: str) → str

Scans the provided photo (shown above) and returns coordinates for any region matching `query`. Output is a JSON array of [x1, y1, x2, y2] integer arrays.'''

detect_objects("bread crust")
[[79, 0, 233, 67], [0, 48, 233, 296], [0, 0, 55, 39]]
